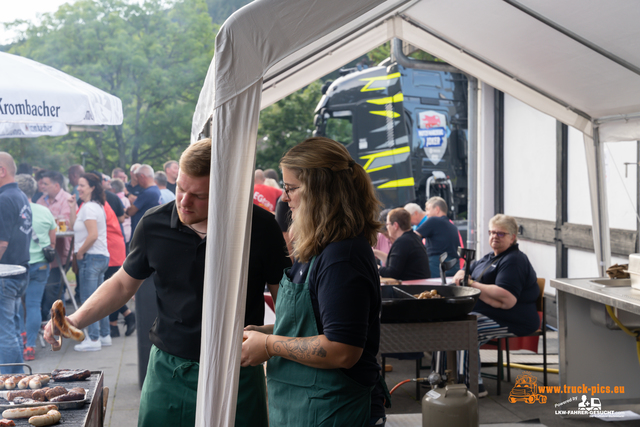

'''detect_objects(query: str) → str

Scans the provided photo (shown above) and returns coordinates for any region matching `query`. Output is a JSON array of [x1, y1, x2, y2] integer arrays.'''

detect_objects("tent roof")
[[195, 0, 640, 142]]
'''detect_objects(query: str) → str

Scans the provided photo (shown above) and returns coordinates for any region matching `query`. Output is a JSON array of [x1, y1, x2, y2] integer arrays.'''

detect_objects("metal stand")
[[379, 315, 479, 397]]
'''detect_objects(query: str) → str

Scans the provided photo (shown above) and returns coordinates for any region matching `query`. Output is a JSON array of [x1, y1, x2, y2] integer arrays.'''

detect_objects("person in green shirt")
[[16, 174, 57, 361]]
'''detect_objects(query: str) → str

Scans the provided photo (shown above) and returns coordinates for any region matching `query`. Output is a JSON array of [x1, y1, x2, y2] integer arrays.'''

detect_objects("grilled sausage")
[[0, 419, 16, 426], [28, 409, 61, 426], [50, 300, 85, 350], [2, 405, 58, 420]]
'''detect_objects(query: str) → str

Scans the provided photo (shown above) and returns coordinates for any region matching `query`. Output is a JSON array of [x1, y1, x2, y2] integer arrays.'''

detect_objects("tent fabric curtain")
[[191, 2, 387, 426]]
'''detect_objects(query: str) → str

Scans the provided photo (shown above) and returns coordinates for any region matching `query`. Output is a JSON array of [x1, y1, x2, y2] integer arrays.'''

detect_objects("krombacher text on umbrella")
[[0, 98, 62, 117]]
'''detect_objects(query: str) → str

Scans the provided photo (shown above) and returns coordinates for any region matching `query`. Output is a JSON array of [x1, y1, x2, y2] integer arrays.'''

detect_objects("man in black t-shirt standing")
[[44, 139, 290, 427]]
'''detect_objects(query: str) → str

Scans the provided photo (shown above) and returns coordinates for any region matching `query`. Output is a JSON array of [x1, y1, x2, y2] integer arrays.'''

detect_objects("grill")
[[1, 371, 104, 427]]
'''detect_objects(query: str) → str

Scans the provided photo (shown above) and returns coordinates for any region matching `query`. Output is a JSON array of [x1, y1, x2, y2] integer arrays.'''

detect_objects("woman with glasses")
[[434, 214, 539, 397], [241, 137, 386, 426]]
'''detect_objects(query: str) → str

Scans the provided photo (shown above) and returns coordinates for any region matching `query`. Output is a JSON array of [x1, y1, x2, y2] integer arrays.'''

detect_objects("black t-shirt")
[[246, 205, 291, 326], [470, 244, 539, 336], [274, 197, 291, 233], [105, 191, 124, 218], [123, 201, 291, 361], [166, 182, 176, 194], [378, 230, 430, 280], [0, 182, 31, 271], [288, 236, 381, 388], [416, 215, 460, 259]]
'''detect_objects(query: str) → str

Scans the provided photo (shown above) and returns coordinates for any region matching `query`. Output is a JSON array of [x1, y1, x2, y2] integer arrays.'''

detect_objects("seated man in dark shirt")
[[415, 196, 461, 278], [378, 208, 430, 280]]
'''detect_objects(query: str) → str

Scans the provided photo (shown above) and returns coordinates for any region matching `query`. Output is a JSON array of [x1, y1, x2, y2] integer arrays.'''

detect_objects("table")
[[552, 277, 640, 403], [379, 315, 479, 397], [0, 264, 27, 277]]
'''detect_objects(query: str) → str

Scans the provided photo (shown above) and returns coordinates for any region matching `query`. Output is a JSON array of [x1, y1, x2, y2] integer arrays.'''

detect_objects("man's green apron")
[[138, 346, 268, 426], [267, 258, 373, 426]]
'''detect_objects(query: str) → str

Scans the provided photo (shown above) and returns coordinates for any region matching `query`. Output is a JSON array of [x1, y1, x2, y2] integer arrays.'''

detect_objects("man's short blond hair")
[[426, 196, 447, 213], [179, 139, 211, 178]]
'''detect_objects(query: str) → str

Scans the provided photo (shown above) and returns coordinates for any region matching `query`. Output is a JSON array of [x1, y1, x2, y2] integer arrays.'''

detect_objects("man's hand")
[[43, 314, 80, 350]]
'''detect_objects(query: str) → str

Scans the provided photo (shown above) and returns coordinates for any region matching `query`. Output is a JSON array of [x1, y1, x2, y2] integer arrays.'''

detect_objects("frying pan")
[[381, 284, 481, 323]]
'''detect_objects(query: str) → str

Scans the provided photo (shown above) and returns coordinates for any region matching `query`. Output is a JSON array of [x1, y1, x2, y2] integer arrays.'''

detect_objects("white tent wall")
[[502, 94, 556, 294], [503, 95, 556, 221]]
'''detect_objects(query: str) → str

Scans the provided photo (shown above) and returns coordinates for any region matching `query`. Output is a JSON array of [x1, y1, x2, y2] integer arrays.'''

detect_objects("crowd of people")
[[2, 133, 541, 425], [0, 152, 180, 368]]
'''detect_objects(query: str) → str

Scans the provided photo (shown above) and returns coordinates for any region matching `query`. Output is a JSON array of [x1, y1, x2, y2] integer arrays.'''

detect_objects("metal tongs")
[[457, 247, 476, 286]]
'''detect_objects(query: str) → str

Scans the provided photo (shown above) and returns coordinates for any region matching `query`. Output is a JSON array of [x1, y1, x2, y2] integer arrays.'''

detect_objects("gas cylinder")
[[422, 383, 478, 427]]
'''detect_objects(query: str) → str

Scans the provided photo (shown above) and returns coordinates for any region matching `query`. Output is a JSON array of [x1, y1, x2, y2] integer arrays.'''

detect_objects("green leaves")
[[256, 81, 322, 171], [5, 0, 217, 173]]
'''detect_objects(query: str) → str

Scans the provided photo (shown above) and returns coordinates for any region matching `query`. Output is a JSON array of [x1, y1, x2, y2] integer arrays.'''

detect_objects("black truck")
[[313, 43, 469, 218]]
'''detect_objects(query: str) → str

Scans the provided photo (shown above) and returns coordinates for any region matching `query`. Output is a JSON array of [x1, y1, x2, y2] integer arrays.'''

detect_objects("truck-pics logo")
[[508, 373, 547, 404]]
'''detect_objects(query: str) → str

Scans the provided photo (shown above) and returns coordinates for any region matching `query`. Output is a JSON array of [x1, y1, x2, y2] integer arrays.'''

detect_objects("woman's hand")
[[452, 269, 465, 286], [76, 251, 84, 260], [241, 330, 270, 367], [67, 195, 77, 209]]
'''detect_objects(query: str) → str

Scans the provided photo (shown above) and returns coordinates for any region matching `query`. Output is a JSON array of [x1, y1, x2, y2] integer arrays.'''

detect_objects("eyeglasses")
[[283, 184, 300, 197], [488, 230, 509, 238]]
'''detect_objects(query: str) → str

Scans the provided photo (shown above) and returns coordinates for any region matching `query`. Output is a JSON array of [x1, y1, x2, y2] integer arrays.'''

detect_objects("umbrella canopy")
[[0, 51, 123, 138]]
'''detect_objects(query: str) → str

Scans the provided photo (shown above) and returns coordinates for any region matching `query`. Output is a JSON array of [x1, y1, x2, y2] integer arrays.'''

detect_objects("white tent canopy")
[[0, 51, 123, 138], [192, 1, 640, 425]]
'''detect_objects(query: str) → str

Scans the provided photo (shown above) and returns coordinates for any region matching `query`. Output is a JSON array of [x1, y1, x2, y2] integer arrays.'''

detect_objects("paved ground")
[[21, 300, 640, 427]]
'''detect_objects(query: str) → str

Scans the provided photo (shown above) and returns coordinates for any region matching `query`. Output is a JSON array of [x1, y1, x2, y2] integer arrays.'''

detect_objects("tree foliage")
[[205, 0, 252, 24], [255, 81, 323, 171], [4, 0, 216, 174]]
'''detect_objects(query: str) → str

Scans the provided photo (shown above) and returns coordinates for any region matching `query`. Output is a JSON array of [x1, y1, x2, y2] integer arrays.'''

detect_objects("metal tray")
[[381, 284, 480, 323], [0, 370, 98, 410]]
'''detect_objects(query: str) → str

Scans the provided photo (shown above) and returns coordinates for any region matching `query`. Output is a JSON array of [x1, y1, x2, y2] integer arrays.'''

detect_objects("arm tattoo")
[[272, 336, 327, 360]]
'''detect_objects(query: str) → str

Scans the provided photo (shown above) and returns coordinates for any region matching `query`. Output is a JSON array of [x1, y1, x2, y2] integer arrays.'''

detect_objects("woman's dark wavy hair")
[[81, 173, 105, 205], [280, 137, 382, 263]]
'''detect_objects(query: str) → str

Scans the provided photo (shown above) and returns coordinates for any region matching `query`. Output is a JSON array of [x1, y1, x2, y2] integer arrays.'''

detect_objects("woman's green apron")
[[267, 257, 373, 426]]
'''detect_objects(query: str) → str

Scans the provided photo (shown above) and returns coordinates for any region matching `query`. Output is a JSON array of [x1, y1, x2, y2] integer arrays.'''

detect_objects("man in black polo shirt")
[[378, 208, 430, 280], [44, 139, 291, 427]]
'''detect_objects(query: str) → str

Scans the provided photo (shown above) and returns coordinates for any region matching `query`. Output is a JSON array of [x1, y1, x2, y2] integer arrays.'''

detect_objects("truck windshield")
[[325, 115, 352, 148]]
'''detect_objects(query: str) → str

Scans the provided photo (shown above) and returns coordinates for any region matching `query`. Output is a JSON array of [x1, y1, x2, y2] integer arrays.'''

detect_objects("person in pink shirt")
[[37, 170, 72, 320], [253, 169, 282, 213]]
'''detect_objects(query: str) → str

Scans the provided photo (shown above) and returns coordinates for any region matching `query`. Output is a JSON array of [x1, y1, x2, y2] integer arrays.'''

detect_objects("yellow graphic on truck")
[[359, 146, 414, 189], [508, 373, 547, 404]]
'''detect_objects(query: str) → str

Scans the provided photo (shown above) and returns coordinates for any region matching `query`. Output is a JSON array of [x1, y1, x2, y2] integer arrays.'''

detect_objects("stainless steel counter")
[[551, 277, 640, 315], [551, 277, 640, 404]]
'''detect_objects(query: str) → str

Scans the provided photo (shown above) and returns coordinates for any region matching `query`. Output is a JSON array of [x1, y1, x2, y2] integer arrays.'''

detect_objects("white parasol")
[[0, 51, 123, 138]]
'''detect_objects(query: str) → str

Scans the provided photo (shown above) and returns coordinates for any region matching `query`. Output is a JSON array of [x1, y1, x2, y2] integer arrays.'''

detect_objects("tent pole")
[[583, 127, 611, 276], [467, 76, 478, 252]]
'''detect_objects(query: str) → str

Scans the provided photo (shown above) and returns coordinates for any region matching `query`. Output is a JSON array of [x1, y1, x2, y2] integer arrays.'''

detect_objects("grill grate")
[[3, 371, 102, 427]]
